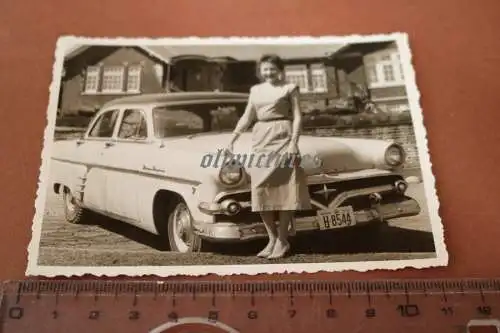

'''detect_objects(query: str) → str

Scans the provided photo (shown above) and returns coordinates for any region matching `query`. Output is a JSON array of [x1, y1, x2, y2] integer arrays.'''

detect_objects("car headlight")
[[385, 144, 406, 167], [218, 160, 244, 187]]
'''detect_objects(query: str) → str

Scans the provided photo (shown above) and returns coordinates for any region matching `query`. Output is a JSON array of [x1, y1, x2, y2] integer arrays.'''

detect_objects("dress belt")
[[257, 117, 291, 123]]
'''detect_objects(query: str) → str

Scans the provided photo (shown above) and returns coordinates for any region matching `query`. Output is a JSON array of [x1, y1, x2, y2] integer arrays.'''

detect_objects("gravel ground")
[[36, 182, 436, 267]]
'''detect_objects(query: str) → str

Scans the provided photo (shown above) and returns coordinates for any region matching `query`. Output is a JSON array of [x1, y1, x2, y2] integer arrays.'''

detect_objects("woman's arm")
[[289, 86, 302, 147], [229, 91, 256, 145]]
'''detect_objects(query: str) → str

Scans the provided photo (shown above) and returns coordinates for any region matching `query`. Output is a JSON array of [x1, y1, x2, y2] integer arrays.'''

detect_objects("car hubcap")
[[172, 203, 193, 252]]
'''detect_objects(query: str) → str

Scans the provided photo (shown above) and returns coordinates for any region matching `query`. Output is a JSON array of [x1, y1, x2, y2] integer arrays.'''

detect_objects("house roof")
[[63, 43, 346, 64], [145, 44, 346, 63], [101, 91, 249, 109], [62, 44, 170, 64], [64, 41, 398, 68], [64, 45, 91, 59], [329, 41, 396, 59]]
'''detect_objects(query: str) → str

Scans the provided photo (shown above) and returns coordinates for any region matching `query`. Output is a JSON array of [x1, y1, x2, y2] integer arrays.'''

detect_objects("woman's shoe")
[[257, 239, 276, 258], [267, 240, 290, 259]]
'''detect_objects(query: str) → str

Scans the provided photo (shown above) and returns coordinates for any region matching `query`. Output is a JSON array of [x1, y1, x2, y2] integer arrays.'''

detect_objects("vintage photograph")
[[27, 34, 447, 276]]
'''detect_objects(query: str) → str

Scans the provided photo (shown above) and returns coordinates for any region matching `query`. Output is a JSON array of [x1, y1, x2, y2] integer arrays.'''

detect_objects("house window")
[[101, 66, 125, 93], [83, 64, 143, 94], [363, 50, 405, 88], [284, 63, 327, 94], [382, 64, 395, 82], [84, 66, 100, 93], [310, 64, 327, 93], [126, 66, 142, 93], [285, 65, 309, 93]]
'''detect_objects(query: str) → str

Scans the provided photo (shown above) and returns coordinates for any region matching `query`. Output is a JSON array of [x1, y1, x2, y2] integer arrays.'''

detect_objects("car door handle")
[[104, 142, 114, 148]]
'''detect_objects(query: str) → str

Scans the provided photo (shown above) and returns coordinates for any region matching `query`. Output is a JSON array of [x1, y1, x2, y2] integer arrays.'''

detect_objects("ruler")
[[1, 279, 500, 332]]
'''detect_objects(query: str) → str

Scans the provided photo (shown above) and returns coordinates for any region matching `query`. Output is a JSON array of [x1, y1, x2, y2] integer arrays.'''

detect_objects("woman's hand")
[[287, 142, 299, 155], [285, 142, 301, 167], [224, 142, 234, 156]]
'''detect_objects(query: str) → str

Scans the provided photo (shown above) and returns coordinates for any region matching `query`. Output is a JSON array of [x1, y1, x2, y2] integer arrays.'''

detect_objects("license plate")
[[317, 206, 356, 230]]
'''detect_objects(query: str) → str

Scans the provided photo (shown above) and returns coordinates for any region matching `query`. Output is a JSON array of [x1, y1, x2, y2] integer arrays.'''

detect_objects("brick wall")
[[303, 124, 420, 169]]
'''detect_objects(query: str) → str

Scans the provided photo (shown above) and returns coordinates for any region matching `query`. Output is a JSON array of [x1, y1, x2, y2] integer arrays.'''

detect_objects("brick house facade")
[[59, 47, 247, 117], [59, 46, 171, 116], [58, 42, 408, 117]]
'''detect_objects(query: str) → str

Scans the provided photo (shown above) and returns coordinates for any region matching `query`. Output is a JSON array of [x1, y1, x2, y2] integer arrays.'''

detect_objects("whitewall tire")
[[167, 201, 203, 253]]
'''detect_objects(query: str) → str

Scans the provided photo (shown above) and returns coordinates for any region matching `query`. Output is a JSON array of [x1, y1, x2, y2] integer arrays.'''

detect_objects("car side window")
[[118, 109, 148, 140], [88, 109, 119, 138], [152, 108, 204, 138], [210, 106, 241, 132]]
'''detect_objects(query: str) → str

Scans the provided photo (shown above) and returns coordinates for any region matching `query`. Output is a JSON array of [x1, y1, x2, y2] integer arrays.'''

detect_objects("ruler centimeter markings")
[[1, 279, 500, 333]]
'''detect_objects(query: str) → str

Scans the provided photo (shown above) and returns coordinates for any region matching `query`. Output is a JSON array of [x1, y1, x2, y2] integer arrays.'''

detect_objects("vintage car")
[[50, 92, 421, 253]]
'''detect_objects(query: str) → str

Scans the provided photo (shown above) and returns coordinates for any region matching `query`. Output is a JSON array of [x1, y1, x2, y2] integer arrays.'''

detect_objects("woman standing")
[[226, 54, 311, 259]]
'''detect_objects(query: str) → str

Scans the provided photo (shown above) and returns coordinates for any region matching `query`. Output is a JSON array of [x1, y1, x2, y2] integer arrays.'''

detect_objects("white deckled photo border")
[[26, 33, 448, 277]]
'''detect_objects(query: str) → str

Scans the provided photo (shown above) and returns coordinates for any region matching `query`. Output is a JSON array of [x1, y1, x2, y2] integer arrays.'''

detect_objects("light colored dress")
[[247, 82, 312, 212]]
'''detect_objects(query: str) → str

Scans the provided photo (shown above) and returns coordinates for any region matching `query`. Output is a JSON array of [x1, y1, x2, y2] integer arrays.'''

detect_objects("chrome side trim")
[[51, 157, 201, 186]]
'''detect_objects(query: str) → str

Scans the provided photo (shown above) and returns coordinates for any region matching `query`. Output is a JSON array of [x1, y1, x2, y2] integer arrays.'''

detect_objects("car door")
[[80, 108, 120, 213], [103, 108, 150, 225]]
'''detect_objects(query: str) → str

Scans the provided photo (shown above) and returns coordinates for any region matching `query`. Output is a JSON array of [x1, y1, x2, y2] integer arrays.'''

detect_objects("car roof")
[[101, 91, 250, 109]]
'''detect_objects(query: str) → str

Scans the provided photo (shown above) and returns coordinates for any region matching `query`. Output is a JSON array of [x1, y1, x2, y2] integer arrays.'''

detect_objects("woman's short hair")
[[258, 54, 285, 71]]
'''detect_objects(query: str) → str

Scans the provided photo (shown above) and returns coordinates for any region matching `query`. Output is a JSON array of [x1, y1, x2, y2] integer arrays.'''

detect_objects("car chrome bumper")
[[193, 198, 421, 242]]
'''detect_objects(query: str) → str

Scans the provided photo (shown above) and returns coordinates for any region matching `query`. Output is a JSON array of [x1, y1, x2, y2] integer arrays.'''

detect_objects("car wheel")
[[63, 188, 86, 224], [167, 201, 203, 253]]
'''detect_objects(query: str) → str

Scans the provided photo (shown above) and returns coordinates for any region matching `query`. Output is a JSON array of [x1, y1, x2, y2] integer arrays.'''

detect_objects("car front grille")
[[214, 175, 405, 223]]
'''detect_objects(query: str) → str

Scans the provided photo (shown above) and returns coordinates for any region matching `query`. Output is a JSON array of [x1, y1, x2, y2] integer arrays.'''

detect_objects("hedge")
[[302, 110, 413, 129]]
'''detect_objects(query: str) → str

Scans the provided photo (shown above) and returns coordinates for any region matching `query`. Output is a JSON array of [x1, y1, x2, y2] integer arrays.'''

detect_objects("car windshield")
[[152, 102, 246, 138]]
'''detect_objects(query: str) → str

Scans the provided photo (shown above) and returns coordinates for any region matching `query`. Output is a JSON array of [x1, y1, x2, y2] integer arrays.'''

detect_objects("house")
[[57, 43, 344, 117], [59, 46, 168, 116], [238, 41, 410, 114], [327, 41, 410, 113], [58, 46, 238, 117], [211, 41, 409, 114], [58, 41, 407, 119], [143, 44, 347, 113], [146, 42, 409, 114]]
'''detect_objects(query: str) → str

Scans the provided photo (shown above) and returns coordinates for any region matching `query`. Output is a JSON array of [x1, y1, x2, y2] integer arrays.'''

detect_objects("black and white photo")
[[27, 34, 447, 276]]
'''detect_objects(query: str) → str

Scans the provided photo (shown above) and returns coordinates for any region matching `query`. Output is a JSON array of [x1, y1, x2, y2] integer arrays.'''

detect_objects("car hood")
[[51, 132, 399, 195], [163, 132, 396, 175]]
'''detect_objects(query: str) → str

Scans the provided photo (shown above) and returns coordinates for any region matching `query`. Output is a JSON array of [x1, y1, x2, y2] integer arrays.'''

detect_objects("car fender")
[[50, 158, 88, 201], [133, 175, 208, 235]]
